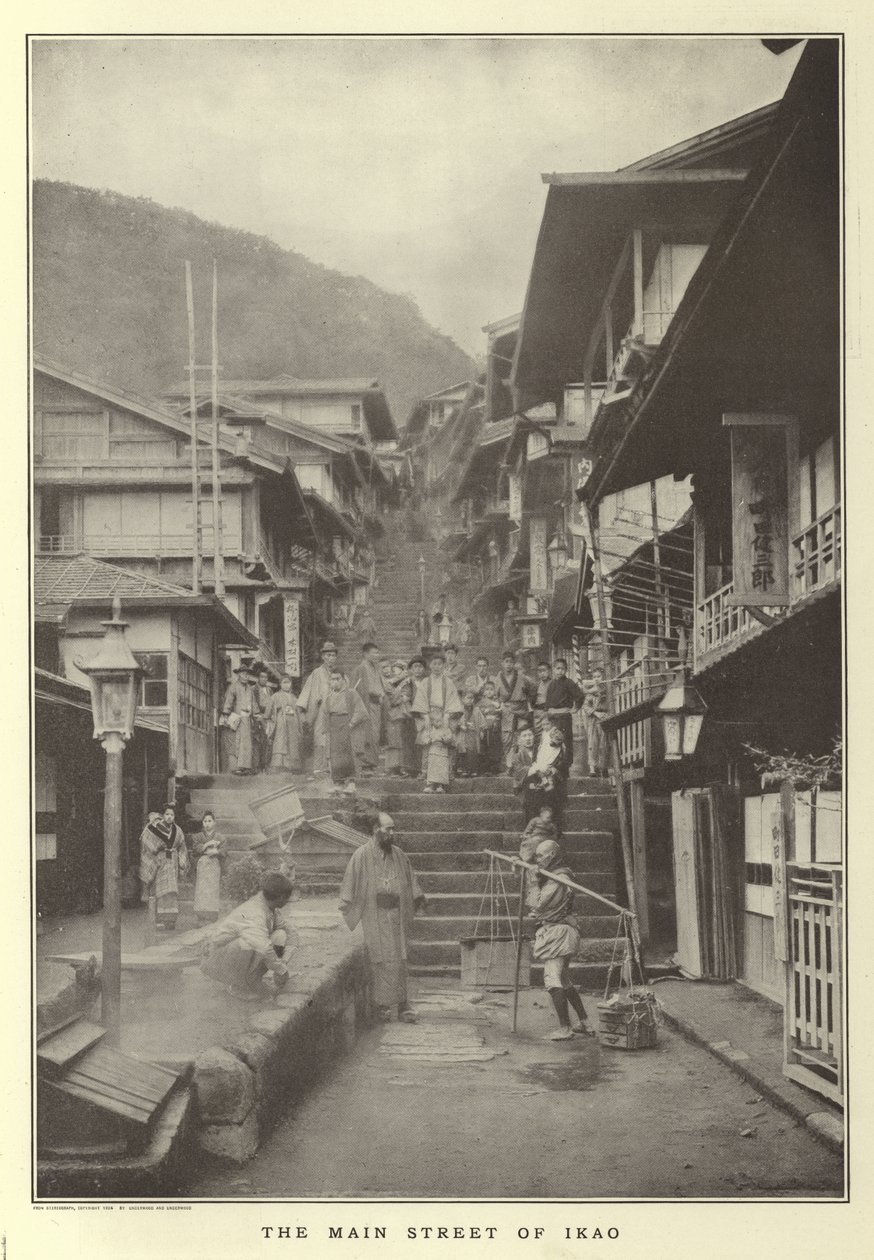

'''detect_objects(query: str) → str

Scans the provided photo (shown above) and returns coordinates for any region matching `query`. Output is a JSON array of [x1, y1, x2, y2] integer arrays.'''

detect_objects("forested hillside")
[[32, 181, 475, 425]]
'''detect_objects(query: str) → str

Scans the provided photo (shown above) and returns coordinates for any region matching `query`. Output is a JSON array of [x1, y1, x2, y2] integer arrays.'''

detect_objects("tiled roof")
[[34, 555, 192, 607]]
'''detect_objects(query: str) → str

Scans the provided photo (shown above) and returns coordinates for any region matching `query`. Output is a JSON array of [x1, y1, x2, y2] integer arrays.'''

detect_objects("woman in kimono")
[[139, 805, 189, 930], [265, 674, 303, 774], [190, 809, 226, 924]]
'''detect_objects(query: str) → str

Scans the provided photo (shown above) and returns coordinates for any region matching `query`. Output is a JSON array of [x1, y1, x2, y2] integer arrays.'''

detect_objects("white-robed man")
[[201, 872, 297, 1000], [339, 812, 426, 1023], [297, 641, 345, 779]]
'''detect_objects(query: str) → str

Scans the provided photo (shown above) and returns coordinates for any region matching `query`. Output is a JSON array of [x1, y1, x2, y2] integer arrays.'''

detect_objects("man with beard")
[[339, 812, 426, 1023]]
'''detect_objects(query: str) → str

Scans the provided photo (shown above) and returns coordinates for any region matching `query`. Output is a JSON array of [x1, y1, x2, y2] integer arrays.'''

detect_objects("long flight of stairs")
[[181, 505, 626, 991], [383, 774, 623, 989]]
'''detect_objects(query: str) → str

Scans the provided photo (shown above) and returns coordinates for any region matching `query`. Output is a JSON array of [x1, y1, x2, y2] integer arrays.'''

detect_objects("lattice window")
[[177, 651, 212, 733]]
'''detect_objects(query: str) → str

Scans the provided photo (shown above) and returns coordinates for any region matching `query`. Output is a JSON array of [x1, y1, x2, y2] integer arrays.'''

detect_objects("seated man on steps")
[[526, 838, 596, 1041]]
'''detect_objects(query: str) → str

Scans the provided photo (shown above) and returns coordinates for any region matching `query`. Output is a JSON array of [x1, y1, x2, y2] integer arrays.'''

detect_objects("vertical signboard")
[[283, 596, 301, 679], [508, 473, 522, 523], [529, 516, 548, 593], [724, 414, 796, 607]]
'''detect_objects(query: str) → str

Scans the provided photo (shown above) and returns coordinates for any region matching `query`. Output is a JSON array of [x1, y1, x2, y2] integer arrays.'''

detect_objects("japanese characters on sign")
[[283, 595, 301, 678], [724, 415, 795, 608], [529, 516, 548, 593]]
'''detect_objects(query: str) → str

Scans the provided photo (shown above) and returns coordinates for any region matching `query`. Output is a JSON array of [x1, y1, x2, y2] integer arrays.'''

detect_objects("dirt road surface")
[[191, 983, 843, 1200]]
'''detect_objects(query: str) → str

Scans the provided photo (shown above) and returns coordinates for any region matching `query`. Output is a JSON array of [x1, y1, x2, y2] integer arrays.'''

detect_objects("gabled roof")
[[34, 359, 288, 478], [421, 381, 471, 401], [163, 374, 397, 441]]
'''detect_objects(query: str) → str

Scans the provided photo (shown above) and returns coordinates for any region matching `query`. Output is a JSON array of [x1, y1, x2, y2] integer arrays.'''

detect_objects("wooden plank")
[[37, 1019, 106, 1078], [629, 780, 650, 945], [72, 1051, 176, 1107], [54, 1078, 153, 1127], [47, 951, 195, 971]]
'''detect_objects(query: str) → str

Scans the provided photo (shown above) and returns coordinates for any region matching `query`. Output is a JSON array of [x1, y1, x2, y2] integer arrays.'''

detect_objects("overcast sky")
[[31, 37, 803, 356]]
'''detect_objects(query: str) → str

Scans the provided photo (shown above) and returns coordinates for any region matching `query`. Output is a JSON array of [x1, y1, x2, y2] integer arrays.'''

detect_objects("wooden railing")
[[614, 656, 660, 768], [784, 862, 843, 1106], [792, 506, 841, 598], [38, 531, 239, 557], [696, 580, 758, 661]]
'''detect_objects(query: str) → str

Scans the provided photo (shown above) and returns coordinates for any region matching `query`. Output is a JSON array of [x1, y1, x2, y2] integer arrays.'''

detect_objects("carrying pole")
[[511, 867, 527, 1034], [184, 261, 202, 594]]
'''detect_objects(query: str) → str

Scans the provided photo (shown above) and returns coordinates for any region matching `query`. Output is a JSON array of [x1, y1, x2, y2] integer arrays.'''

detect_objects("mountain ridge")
[[32, 180, 476, 426]]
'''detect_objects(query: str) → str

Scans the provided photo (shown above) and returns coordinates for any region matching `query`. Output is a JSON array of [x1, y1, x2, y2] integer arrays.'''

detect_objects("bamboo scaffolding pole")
[[185, 261, 202, 594], [211, 259, 225, 597], [512, 866, 527, 1033], [581, 500, 645, 966]]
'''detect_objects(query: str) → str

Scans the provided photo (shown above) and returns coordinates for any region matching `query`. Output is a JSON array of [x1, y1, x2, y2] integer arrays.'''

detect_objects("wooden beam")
[[630, 780, 650, 945], [632, 230, 644, 337], [542, 168, 750, 186]]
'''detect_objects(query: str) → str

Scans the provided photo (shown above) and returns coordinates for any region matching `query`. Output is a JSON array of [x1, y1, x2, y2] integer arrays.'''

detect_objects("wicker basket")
[[596, 990, 659, 1050]]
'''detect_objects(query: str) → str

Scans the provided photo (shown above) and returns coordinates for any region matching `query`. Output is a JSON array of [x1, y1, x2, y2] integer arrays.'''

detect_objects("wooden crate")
[[459, 937, 531, 990], [597, 993, 659, 1050]]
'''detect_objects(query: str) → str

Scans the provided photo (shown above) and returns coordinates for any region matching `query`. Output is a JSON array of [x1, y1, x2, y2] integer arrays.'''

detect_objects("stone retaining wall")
[[193, 944, 371, 1164]]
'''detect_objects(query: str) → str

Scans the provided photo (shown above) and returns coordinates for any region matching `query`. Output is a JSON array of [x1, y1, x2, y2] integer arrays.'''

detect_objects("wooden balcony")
[[792, 506, 841, 599], [695, 505, 841, 670], [37, 531, 240, 557], [614, 656, 663, 769]]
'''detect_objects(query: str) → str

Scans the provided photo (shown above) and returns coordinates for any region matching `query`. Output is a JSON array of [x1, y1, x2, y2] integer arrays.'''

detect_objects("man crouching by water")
[[202, 872, 296, 1001], [528, 839, 596, 1041], [339, 811, 426, 1024]]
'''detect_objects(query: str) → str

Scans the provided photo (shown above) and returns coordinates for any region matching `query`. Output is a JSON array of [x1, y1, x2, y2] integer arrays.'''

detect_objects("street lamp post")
[[417, 554, 426, 609], [78, 597, 141, 1047]]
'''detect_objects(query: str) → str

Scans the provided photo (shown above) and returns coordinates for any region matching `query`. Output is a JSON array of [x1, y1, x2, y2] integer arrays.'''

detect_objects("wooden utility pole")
[[211, 259, 225, 597], [581, 499, 645, 971], [185, 261, 202, 594]]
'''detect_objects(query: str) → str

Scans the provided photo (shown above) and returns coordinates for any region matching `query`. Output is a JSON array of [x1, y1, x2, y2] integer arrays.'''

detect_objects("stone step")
[[416, 867, 618, 894], [397, 812, 515, 832], [407, 938, 622, 967], [408, 961, 613, 989], [400, 832, 615, 854], [381, 777, 611, 795], [389, 793, 616, 812], [421, 892, 618, 920], [411, 914, 621, 941]]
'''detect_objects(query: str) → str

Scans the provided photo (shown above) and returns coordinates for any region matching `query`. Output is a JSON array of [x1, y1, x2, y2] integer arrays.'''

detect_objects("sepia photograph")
[[26, 30, 846, 1214]]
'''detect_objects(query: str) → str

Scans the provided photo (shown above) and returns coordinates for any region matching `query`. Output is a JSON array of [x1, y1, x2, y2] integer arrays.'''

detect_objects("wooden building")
[[511, 41, 842, 1102]]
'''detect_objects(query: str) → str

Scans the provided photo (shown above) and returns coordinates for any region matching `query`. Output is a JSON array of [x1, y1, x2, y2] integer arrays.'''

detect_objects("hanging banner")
[[508, 473, 522, 523], [723, 414, 796, 607], [529, 516, 549, 593], [283, 596, 301, 678]]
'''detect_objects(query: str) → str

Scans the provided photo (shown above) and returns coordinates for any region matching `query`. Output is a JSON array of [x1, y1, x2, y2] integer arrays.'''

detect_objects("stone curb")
[[192, 943, 371, 1166], [658, 1007, 844, 1154]]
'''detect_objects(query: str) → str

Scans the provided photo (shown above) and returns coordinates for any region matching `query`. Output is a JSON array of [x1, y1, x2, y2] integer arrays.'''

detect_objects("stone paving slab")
[[652, 978, 844, 1152]]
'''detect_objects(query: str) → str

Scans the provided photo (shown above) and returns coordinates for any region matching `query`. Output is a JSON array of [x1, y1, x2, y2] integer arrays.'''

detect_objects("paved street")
[[191, 982, 842, 1200]]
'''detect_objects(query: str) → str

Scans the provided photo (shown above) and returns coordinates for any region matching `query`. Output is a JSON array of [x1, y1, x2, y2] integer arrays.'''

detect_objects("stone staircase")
[[382, 773, 624, 989]]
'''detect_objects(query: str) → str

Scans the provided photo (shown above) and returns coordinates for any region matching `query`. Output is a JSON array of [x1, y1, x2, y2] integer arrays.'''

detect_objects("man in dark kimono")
[[252, 666, 276, 773], [339, 812, 425, 1022], [297, 641, 345, 779], [544, 657, 585, 757], [533, 660, 552, 735]]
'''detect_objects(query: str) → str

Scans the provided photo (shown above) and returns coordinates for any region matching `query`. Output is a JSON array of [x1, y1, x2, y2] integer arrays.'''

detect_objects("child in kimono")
[[478, 679, 504, 775], [424, 705, 454, 793], [265, 674, 303, 774], [455, 690, 481, 778]]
